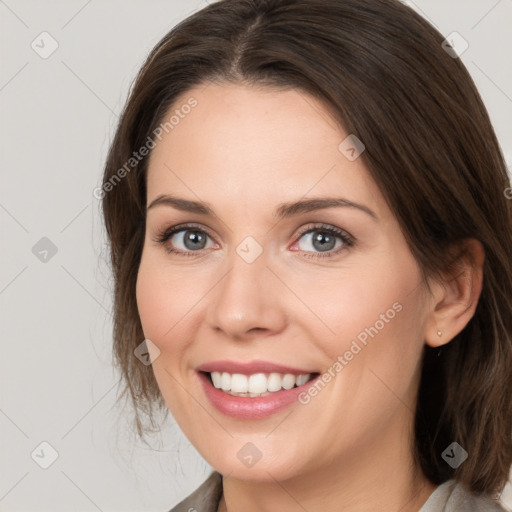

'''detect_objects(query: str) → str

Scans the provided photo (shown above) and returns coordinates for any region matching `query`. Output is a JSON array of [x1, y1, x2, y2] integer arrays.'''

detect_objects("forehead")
[[146, 82, 384, 218]]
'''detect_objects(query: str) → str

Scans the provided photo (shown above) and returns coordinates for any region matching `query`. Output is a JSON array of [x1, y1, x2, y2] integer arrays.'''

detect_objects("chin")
[[195, 437, 310, 482]]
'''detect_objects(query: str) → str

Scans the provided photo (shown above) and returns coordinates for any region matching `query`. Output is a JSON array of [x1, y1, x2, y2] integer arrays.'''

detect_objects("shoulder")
[[420, 479, 511, 512], [167, 471, 223, 512]]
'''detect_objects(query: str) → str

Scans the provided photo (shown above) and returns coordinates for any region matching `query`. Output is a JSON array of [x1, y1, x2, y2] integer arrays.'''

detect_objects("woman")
[[100, 0, 512, 510]]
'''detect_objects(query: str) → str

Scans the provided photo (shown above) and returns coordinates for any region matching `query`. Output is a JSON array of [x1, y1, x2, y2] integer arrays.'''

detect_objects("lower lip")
[[197, 372, 318, 420]]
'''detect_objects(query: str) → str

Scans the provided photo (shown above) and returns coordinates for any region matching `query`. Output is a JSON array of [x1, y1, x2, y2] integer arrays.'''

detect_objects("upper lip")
[[196, 360, 317, 375]]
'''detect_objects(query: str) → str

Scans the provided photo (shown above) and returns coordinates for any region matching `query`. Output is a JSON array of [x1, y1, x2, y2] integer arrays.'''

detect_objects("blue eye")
[[154, 222, 355, 259], [155, 223, 215, 256], [293, 224, 354, 258]]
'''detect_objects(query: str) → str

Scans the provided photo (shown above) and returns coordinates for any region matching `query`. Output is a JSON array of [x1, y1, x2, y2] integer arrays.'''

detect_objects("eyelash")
[[153, 222, 355, 259]]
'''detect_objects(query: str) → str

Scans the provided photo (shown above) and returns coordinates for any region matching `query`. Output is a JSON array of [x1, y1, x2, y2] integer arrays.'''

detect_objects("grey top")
[[168, 471, 510, 512], [419, 479, 509, 512]]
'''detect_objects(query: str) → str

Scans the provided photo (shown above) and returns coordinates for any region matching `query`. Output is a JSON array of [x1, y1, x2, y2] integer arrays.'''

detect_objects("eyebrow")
[[147, 194, 378, 221]]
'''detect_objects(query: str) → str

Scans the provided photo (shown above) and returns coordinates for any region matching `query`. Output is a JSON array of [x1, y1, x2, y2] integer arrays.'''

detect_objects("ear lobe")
[[425, 238, 485, 348]]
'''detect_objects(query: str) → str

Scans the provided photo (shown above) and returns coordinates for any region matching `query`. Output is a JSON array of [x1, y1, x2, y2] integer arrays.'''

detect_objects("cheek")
[[339, 259, 425, 395], [135, 257, 198, 415], [135, 255, 204, 347], [135, 266, 168, 342], [294, 248, 426, 419], [298, 268, 425, 448], [292, 254, 422, 357]]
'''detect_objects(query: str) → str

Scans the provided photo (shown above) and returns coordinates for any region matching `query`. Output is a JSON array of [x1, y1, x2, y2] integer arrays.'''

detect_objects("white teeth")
[[221, 372, 230, 391], [209, 371, 312, 395], [231, 373, 248, 393], [267, 372, 282, 392], [296, 374, 310, 386], [211, 372, 223, 389], [248, 373, 267, 394], [282, 374, 296, 390]]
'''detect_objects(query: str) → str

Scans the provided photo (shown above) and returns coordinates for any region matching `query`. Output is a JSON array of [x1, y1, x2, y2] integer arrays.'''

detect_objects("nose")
[[205, 246, 288, 341]]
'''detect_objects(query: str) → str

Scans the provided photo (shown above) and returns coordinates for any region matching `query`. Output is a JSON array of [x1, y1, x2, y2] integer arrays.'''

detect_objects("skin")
[[136, 82, 485, 512]]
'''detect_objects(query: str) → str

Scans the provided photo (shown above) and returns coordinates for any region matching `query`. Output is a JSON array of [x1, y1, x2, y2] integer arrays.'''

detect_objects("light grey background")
[[1, 1, 511, 510]]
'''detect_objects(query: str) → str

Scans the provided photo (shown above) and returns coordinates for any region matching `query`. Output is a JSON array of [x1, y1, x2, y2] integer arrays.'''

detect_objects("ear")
[[424, 238, 485, 348]]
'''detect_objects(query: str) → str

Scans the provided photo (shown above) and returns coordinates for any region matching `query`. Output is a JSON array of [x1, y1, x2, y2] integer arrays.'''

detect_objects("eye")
[[292, 223, 355, 258], [153, 222, 355, 259], [153, 223, 216, 256]]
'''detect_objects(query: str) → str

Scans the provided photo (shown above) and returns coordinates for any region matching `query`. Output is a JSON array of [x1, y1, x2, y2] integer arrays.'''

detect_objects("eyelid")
[[154, 222, 215, 242], [292, 222, 355, 246]]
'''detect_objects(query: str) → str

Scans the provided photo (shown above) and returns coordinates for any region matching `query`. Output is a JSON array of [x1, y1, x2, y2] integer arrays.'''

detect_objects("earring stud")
[[437, 330, 442, 337]]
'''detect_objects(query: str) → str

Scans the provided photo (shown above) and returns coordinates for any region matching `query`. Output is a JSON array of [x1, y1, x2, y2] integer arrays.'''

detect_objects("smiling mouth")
[[203, 371, 319, 398]]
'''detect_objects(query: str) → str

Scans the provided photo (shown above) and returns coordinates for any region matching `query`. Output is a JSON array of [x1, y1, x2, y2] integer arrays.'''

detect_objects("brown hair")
[[101, 0, 512, 496]]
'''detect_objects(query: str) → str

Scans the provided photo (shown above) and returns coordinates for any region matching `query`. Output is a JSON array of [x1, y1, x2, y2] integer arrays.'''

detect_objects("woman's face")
[[137, 83, 432, 482]]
